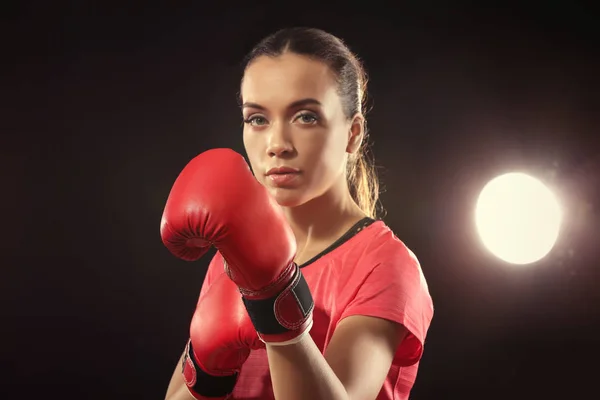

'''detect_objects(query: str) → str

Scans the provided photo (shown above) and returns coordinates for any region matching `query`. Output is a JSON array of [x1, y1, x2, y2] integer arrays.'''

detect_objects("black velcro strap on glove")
[[242, 264, 314, 335], [182, 340, 238, 399]]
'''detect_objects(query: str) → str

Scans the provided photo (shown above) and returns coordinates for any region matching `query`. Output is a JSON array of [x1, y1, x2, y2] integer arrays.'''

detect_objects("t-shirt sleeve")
[[339, 243, 434, 366]]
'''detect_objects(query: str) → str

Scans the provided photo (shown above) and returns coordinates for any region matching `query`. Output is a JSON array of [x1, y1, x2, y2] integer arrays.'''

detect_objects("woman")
[[164, 27, 434, 400]]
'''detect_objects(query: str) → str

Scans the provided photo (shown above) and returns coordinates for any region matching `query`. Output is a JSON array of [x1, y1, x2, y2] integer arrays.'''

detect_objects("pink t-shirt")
[[197, 220, 434, 400]]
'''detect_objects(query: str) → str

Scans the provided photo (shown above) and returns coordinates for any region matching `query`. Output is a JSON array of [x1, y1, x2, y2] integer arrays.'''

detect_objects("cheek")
[[243, 131, 262, 175], [302, 129, 348, 177], [242, 129, 253, 152]]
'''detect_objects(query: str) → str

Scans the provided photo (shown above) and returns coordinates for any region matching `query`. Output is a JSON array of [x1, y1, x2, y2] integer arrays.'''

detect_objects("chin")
[[268, 187, 308, 208]]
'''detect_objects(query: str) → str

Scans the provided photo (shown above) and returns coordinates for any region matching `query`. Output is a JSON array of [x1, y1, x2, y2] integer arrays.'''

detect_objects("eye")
[[295, 112, 318, 125], [243, 115, 268, 126]]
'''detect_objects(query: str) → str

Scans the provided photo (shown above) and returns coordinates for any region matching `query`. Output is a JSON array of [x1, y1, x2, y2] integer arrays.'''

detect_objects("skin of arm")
[[266, 315, 408, 400]]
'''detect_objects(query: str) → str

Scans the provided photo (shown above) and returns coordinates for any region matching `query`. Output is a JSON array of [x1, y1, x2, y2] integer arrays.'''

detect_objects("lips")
[[265, 167, 301, 187], [266, 167, 300, 176]]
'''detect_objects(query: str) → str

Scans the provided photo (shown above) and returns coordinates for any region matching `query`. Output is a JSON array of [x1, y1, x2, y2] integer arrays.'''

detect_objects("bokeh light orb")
[[475, 172, 562, 265]]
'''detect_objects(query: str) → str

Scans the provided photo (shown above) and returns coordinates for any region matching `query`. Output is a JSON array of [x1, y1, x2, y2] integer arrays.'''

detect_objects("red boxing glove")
[[161, 148, 314, 345], [182, 272, 261, 400]]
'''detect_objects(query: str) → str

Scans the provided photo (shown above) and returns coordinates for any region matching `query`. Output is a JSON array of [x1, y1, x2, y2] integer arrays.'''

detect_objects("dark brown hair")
[[241, 27, 380, 218]]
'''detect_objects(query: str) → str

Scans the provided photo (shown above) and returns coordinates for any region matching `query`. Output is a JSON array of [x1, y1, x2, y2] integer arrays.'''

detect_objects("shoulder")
[[340, 220, 433, 325], [357, 221, 425, 282], [304, 220, 429, 295], [338, 221, 434, 365]]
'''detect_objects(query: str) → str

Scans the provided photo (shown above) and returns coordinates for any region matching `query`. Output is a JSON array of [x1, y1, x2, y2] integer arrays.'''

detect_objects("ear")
[[346, 113, 365, 155]]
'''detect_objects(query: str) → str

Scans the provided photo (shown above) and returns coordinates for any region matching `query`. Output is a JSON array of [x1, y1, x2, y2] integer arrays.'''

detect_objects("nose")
[[266, 123, 294, 158]]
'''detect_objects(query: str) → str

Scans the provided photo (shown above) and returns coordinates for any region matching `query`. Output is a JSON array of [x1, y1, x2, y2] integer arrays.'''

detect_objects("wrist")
[[265, 327, 313, 349], [239, 263, 314, 344], [261, 318, 314, 346]]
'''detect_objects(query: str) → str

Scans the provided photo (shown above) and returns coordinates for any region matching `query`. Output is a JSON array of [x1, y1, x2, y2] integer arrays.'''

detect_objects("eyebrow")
[[241, 98, 322, 111]]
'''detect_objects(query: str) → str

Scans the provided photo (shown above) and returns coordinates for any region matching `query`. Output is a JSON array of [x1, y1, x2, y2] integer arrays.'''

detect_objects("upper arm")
[[324, 316, 408, 400], [324, 242, 434, 399]]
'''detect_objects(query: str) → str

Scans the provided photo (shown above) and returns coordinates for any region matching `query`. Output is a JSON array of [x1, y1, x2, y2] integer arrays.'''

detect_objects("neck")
[[282, 180, 367, 254]]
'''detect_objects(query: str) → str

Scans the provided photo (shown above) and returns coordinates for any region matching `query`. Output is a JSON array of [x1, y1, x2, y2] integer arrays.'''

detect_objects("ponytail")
[[347, 143, 380, 219]]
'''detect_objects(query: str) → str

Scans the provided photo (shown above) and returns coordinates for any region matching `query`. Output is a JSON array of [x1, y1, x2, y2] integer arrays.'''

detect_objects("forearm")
[[165, 351, 197, 400], [165, 385, 195, 400], [165, 361, 195, 400], [266, 335, 349, 400]]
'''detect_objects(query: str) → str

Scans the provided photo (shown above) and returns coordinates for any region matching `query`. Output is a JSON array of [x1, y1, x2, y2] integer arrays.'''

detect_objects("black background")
[[3, 2, 599, 399]]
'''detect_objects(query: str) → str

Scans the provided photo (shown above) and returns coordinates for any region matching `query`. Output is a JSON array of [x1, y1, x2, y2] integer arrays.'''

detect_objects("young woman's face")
[[241, 52, 356, 208]]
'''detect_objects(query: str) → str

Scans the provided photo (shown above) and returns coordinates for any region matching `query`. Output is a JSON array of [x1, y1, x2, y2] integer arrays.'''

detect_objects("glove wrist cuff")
[[241, 263, 314, 344], [182, 340, 238, 399]]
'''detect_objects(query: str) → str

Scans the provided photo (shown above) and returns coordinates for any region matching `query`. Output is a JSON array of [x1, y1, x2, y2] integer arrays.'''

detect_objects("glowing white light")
[[475, 172, 562, 265]]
